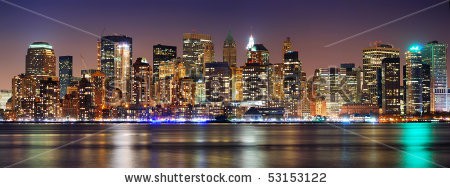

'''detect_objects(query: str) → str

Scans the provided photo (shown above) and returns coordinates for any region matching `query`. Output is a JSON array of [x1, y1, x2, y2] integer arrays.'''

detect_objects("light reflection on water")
[[0, 123, 449, 168]]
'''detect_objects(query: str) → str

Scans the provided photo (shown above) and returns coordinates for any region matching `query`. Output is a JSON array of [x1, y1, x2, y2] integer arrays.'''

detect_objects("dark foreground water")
[[1, 122, 450, 168]]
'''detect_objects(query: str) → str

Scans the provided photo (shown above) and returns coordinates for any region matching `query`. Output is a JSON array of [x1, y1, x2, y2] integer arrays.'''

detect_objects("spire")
[[225, 30, 234, 43], [246, 34, 254, 50]]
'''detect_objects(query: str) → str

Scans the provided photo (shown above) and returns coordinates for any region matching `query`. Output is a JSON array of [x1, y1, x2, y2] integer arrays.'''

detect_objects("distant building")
[[339, 103, 379, 116], [243, 43, 270, 104], [204, 62, 231, 116], [78, 77, 95, 120], [182, 33, 213, 80], [381, 58, 401, 115], [223, 31, 237, 67], [100, 35, 133, 107], [231, 66, 243, 101], [423, 41, 448, 112], [132, 57, 152, 106], [153, 44, 176, 100], [59, 56, 73, 98], [283, 51, 302, 118], [0, 90, 12, 110], [26, 42, 57, 76], [35, 77, 60, 121], [362, 43, 399, 105]]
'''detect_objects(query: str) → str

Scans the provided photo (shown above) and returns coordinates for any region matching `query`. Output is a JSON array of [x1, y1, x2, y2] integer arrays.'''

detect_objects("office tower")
[[423, 41, 448, 112], [61, 90, 79, 120], [340, 63, 361, 103], [179, 78, 196, 106], [132, 58, 152, 106], [100, 35, 133, 107], [153, 44, 177, 100], [59, 56, 73, 98], [156, 59, 185, 106], [231, 66, 243, 101], [78, 77, 95, 120], [405, 45, 431, 115], [223, 31, 237, 67], [0, 90, 12, 110], [90, 71, 106, 119], [283, 51, 302, 117], [270, 64, 284, 106], [362, 43, 400, 105], [35, 77, 60, 120], [243, 42, 270, 103], [26, 42, 56, 76], [300, 71, 311, 118], [182, 33, 212, 80], [315, 67, 346, 117], [247, 44, 270, 65], [204, 62, 231, 116], [381, 58, 401, 115], [12, 74, 35, 120], [282, 37, 292, 59], [195, 80, 206, 104]]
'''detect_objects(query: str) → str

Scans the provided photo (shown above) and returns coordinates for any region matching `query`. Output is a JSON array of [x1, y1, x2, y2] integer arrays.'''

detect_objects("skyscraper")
[[153, 44, 176, 101], [243, 41, 270, 103], [381, 58, 401, 115], [59, 56, 73, 98], [282, 37, 292, 58], [405, 45, 430, 115], [182, 33, 213, 80], [362, 43, 399, 105], [283, 51, 302, 118], [223, 31, 237, 67], [231, 66, 243, 101], [423, 41, 448, 112], [26, 42, 56, 76], [132, 57, 152, 106], [100, 35, 133, 107], [35, 77, 60, 120], [204, 62, 231, 116], [78, 77, 95, 120]]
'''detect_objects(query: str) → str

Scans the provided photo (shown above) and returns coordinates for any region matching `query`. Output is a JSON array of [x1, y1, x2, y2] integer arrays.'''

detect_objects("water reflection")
[[0, 123, 449, 167], [400, 123, 434, 168]]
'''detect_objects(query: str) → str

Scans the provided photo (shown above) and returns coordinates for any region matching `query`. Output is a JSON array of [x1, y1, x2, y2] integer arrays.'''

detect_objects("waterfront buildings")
[[58, 56, 73, 98], [100, 35, 133, 107], [423, 41, 448, 112], [362, 43, 400, 105], [25, 42, 56, 76]]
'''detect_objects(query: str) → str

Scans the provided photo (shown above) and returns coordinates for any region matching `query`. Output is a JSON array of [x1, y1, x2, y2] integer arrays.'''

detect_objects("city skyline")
[[1, 0, 449, 90]]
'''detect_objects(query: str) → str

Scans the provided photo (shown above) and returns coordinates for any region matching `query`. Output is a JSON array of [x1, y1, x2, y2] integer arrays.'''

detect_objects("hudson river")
[[1, 122, 449, 168]]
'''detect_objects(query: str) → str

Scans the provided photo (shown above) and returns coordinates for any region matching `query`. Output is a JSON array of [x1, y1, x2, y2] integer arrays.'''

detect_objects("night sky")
[[0, 0, 449, 90]]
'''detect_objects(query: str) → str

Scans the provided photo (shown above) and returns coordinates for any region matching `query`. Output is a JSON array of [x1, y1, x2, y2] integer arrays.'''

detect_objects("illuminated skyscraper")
[[78, 77, 95, 120], [90, 71, 106, 119], [182, 33, 212, 80], [362, 43, 399, 105], [283, 51, 302, 117], [381, 58, 401, 115], [26, 42, 56, 76], [243, 42, 270, 103], [204, 62, 231, 116], [223, 31, 237, 67], [340, 63, 361, 103], [153, 44, 176, 100], [35, 77, 60, 120], [59, 56, 73, 98], [0, 90, 12, 110], [100, 35, 133, 107], [423, 41, 448, 112], [405, 45, 431, 115], [132, 57, 152, 106], [231, 66, 243, 101]]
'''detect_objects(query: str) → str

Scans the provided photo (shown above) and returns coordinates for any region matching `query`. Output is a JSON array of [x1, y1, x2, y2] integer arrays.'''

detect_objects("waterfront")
[[0, 122, 450, 168]]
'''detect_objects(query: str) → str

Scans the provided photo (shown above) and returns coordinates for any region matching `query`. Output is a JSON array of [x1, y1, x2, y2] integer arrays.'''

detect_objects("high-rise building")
[[362, 43, 399, 105], [204, 62, 231, 116], [231, 66, 243, 101], [381, 58, 401, 115], [35, 77, 60, 120], [243, 42, 270, 103], [132, 57, 152, 106], [270, 64, 285, 105], [59, 56, 73, 98], [315, 67, 345, 117], [100, 35, 133, 107], [340, 63, 362, 103], [78, 77, 95, 120], [153, 44, 176, 100], [90, 71, 106, 119], [282, 37, 292, 59], [223, 31, 237, 67], [26, 42, 56, 76], [423, 41, 448, 112], [182, 33, 212, 80], [405, 45, 431, 115], [283, 51, 302, 118]]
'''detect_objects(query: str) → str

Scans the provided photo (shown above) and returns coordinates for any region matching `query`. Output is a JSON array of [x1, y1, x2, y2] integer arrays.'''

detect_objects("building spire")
[[246, 34, 254, 50]]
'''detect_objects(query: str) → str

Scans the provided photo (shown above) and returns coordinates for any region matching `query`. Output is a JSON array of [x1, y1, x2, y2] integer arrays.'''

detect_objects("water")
[[1, 122, 450, 168]]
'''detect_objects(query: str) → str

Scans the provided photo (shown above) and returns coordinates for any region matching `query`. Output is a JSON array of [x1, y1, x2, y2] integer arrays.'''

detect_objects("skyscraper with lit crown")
[[26, 42, 56, 76], [423, 41, 448, 112]]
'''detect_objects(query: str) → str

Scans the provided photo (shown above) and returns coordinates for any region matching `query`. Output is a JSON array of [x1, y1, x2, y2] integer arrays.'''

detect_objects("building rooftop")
[[29, 42, 53, 49]]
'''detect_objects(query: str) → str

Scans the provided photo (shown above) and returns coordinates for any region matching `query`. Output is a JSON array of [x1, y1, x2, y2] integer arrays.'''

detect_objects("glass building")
[[100, 35, 133, 107], [283, 51, 302, 118], [182, 33, 213, 80], [58, 56, 73, 98], [223, 31, 237, 67], [381, 58, 401, 115], [153, 44, 176, 100], [405, 45, 431, 115], [423, 41, 448, 112]]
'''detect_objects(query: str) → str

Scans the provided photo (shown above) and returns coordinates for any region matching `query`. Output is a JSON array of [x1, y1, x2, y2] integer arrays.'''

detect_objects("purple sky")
[[0, 0, 449, 89]]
